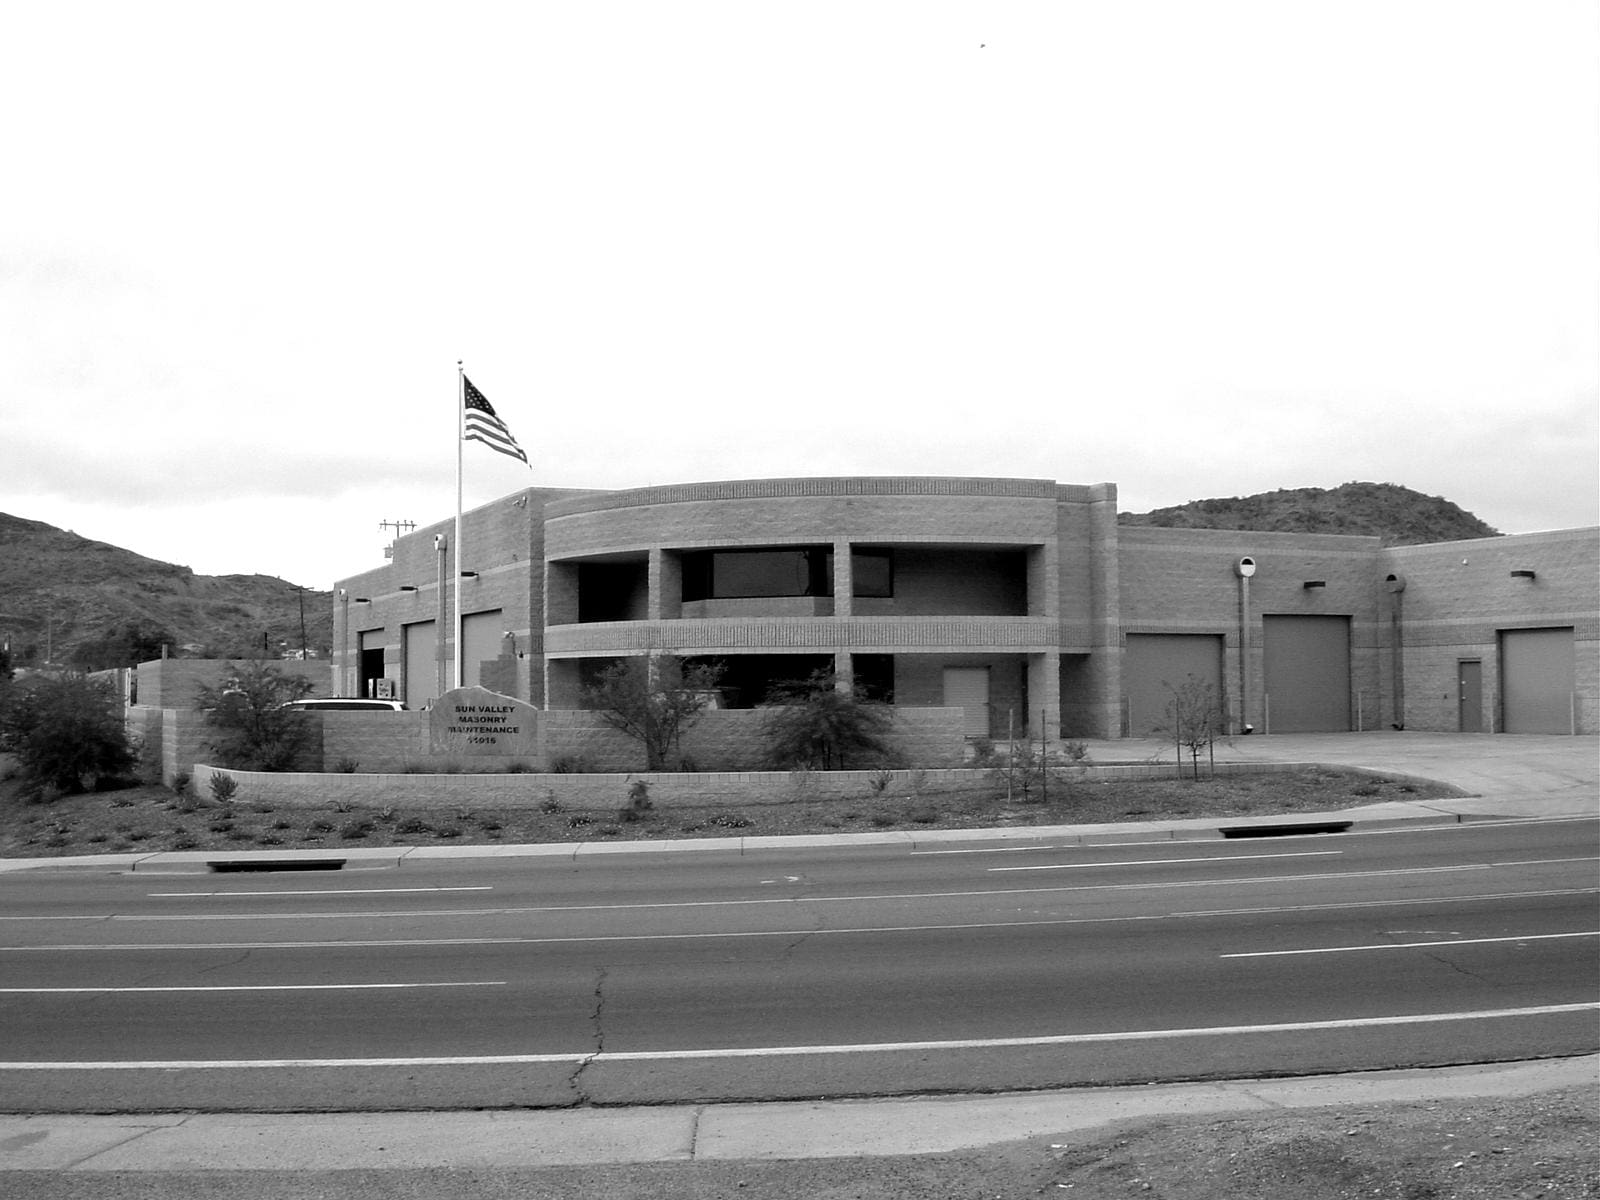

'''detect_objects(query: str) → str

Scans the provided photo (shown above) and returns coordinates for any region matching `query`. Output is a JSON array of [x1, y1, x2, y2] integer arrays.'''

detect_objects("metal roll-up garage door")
[[1123, 634, 1224, 736], [1262, 615, 1350, 732], [403, 620, 438, 710], [1501, 627, 1575, 733]]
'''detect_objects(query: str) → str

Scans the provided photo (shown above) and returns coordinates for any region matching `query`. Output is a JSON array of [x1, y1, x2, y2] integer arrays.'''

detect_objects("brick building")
[[332, 477, 1598, 738]]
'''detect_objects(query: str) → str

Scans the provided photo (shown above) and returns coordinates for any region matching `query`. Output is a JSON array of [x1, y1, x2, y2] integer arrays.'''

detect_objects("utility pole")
[[379, 519, 416, 560]]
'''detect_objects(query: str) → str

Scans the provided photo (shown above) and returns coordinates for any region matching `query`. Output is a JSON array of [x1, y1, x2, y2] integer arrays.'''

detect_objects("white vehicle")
[[281, 698, 408, 712]]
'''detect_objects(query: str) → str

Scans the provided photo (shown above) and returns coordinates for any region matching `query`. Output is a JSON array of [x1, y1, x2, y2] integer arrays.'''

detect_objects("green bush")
[[0, 674, 135, 797], [760, 671, 899, 771], [194, 662, 315, 772]]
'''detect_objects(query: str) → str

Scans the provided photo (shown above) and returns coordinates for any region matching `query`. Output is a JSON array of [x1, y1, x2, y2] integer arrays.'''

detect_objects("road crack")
[[566, 966, 608, 1103]]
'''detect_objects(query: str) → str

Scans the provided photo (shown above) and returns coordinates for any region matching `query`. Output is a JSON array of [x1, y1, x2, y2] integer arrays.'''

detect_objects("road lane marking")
[[1221, 931, 1599, 958], [988, 851, 1341, 872], [910, 816, 1600, 855], [4, 858, 1591, 926], [0, 982, 505, 993], [1180, 887, 1600, 918], [1, 1003, 1592, 1069], [8, 889, 1596, 952], [146, 887, 495, 898]]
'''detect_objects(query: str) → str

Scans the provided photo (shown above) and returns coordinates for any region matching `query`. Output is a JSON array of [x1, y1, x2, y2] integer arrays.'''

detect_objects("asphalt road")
[[2, 815, 1595, 1111]]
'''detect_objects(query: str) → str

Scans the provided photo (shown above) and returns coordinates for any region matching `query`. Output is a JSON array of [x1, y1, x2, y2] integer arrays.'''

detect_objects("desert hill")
[[1118, 481, 1500, 546], [0, 513, 332, 669]]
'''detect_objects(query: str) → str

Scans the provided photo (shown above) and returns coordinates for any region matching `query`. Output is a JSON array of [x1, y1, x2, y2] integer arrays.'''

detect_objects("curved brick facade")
[[332, 476, 1598, 741]]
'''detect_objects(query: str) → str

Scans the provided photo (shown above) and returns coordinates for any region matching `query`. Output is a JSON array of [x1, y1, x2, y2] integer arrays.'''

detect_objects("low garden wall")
[[187, 758, 1320, 812]]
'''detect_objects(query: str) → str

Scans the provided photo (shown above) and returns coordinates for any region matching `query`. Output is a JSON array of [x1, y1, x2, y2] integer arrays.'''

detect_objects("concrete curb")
[[0, 800, 1495, 873]]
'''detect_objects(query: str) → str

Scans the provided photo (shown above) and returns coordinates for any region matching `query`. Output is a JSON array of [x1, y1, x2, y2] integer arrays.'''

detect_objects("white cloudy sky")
[[4, 1, 1596, 590]]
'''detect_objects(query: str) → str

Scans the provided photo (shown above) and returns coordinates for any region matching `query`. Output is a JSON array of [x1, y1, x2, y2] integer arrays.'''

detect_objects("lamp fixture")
[[353, 597, 371, 604], [1302, 580, 1326, 589], [1509, 569, 1536, 579], [399, 585, 418, 592], [460, 571, 479, 579]]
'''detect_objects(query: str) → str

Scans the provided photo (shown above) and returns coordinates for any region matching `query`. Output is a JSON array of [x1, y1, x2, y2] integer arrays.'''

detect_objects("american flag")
[[462, 375, 529, 465]]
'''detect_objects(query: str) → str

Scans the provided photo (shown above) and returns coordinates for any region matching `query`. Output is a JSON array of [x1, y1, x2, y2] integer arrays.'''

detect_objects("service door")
[[943, 666, 992, 738], [461, 609, 505, 691], [1501, 627, 1575, 734], [1458, 659, 1483, 733], [1122, 634, 1225, 737], [402, 620, 438, 710], [1262, 615, 1351, 732], [358, 630, 386, 701]]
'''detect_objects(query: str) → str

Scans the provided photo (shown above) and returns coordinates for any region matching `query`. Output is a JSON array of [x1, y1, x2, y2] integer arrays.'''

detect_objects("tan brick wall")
[[1384, 530, 1599, 732]]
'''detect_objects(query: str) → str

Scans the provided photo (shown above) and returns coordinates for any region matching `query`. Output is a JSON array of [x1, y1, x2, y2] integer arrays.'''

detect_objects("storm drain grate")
[[207, 859, 347, 873], [1218, 821, 1353, 839]]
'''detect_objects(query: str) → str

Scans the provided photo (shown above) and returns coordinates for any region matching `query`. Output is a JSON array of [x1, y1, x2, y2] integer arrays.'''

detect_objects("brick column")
[[832, 538, 853, 690]]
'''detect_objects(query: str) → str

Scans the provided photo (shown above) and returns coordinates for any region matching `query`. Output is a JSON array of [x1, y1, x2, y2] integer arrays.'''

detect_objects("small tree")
[[1161, 675, 1228, 779], [195, 661, 316, 771], [0, 673, 135, 797], [582, 655, 723, 770], [760, 670, 900, 771]]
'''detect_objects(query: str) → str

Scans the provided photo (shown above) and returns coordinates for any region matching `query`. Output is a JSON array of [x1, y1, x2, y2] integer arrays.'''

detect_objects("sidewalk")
[[2, 1056, 1594, 1170]]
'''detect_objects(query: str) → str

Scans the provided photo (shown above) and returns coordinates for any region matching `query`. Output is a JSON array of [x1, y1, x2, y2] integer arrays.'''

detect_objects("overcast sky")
[[4, 1, 1596, 590]]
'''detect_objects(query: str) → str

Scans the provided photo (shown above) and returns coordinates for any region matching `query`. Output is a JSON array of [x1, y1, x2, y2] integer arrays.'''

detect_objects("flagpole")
[[454, 360, 465, 693]]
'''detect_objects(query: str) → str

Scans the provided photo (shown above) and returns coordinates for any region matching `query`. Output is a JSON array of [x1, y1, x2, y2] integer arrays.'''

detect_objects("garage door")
[[1123, 634, 1224, 737], [1262, 615, 1350, 732], [1501, 627, 1575, 734]]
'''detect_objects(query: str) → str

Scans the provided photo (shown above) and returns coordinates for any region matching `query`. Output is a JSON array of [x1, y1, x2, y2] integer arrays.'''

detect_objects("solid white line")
[[147, 887, 495, 898], [988, 851, 1341, 872], [0, 982, 505, 993], [1180, 887, 1600, 919], [2, 1003, 1591, 1070], [1221, 931, 1599, 958]]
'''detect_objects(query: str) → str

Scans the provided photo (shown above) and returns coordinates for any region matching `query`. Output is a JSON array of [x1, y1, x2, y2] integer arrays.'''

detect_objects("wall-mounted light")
[[460, 571, 479, 579], [353, 597, 371, 604], [1302, 580, 1326, 589], [1509, 569, 1537, 579], [399, 585, 418, 592]]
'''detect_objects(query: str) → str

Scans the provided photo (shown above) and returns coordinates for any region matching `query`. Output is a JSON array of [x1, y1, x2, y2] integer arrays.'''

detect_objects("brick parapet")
[[545, 617, 1064, 654]]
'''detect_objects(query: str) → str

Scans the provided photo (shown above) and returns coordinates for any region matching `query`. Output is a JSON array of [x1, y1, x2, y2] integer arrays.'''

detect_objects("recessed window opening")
[[682, 547, 833, 601], [852, 548, 893, 598]]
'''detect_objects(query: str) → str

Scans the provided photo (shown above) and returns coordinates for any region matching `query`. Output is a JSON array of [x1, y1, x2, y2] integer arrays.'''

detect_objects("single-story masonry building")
[[330, 476, 1598, 742]]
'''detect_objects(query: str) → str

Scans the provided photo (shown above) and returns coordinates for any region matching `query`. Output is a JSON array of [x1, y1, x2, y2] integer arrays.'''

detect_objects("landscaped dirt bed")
[[1, 767, 1463, 858]]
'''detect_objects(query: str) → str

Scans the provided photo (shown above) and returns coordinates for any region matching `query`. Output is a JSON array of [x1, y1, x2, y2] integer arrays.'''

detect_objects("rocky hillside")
[[1119, 482, 1501, 546], [0, 513, 332, 668]]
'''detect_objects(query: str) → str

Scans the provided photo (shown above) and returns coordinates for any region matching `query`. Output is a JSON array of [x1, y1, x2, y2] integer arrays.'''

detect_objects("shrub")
[[760, 671, 899, 771], [549, 754, 591, 774], [194, 662, 315, 772], [0, 674, 135, 796], [334, 758, 360, 774], [208, 772, 238, 803], [582, 654, 724, 770], [618, 777, 653, 823], [539, 793, 564, 815], [339, 819, 374, 840]]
